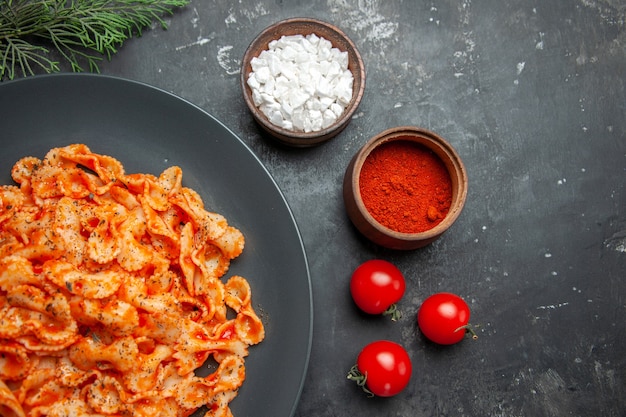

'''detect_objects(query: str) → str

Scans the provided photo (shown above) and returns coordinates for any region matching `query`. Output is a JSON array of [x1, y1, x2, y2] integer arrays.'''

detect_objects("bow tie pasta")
[[0, 144, 265, 417]]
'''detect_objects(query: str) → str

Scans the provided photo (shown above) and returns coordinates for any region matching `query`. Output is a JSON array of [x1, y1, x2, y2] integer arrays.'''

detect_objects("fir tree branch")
[[0, 0, 189, 80]]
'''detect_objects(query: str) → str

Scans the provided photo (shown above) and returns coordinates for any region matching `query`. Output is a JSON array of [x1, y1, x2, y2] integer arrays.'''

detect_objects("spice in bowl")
[[359, 140, 453, 234], [343, 126, 468, 250], [246, 33, 354, 133], [241, 18, 365, 147]]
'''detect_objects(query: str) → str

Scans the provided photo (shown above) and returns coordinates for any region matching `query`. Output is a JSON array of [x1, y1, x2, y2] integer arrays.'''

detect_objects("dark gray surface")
[[8, 0, 626, 416]]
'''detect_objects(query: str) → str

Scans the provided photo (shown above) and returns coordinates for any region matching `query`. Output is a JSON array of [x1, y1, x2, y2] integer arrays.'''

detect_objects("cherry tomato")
[[350, 260, 405, 319], [417, 292, 475, 345], [347, 340, 412, 397]]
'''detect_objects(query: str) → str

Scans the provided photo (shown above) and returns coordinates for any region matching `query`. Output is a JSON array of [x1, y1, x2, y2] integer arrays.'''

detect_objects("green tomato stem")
[[347, 365, 374, 397], [455, 324, 479, 340], [382, 303, 402, 321]]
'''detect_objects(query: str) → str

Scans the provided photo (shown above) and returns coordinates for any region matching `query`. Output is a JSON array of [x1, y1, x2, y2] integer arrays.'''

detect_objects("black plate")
[[0, 73, 312, 417]]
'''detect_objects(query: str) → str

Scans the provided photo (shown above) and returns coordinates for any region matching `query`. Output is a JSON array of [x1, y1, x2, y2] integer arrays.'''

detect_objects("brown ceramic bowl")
[[241, 18, 365, 147], [343, 126, 468, 250]]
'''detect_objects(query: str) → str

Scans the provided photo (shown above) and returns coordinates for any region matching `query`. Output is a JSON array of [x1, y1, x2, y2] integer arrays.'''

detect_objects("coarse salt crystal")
[[319, 96, 335, 110], [251, 89, 263, 106], [267, 53, 282, 76], [288, 89, 310, 109], [316, 77, 331, 98], [254, 66, 271, 84], [308, 33, 320, 45], [330, 102, 344, 117], [322, 109, 338, 128], [250, 56, 266, 72], [248, 33, 353, 133], [319, 37, 332, 51], [247, 74, 261, 91], [281, 45, 298, 61]]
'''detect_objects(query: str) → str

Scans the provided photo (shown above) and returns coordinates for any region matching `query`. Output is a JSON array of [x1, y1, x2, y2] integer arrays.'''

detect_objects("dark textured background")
[[18, 0, 626, 416]]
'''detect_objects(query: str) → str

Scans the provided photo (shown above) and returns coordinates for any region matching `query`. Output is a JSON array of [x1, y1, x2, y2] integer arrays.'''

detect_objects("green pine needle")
[[0, 0, 189, 80]]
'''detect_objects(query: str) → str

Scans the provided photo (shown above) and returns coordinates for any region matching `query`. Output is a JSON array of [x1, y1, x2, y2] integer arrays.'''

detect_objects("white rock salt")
[[247, 33, 354, 133]]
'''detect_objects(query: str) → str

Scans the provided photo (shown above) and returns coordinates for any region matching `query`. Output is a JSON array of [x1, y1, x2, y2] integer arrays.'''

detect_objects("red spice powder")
[[359, 140, 453, 233]]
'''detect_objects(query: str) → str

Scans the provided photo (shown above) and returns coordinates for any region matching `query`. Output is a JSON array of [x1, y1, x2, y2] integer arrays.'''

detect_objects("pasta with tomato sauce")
[[0, 144, 265, 417]]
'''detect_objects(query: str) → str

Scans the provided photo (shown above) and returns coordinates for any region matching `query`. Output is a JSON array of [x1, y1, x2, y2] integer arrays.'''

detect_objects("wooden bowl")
[[241, 18, 365, 147], [343, 126, 468, 250]]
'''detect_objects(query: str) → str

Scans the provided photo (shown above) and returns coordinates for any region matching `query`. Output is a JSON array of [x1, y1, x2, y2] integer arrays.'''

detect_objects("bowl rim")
[[240, 17, 366, 145], [349, 126, 468, 242]]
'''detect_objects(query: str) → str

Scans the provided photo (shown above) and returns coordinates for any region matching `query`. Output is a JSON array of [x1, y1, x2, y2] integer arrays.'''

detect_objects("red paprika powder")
[[359, 140, 453, 234]]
